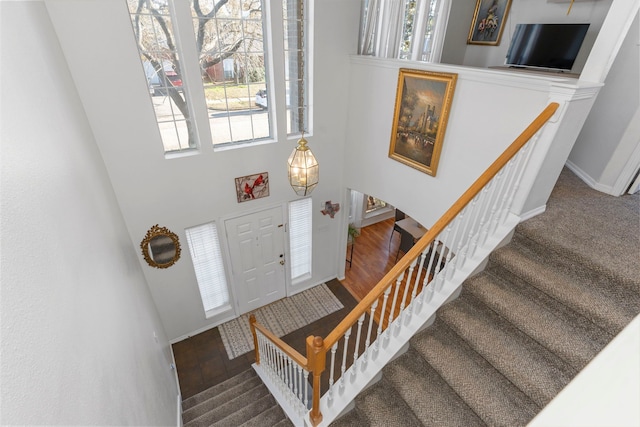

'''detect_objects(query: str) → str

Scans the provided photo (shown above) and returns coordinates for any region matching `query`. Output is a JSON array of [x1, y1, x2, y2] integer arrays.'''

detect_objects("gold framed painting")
[[467, 0, 512, 45], [388, 69, 457, 177]]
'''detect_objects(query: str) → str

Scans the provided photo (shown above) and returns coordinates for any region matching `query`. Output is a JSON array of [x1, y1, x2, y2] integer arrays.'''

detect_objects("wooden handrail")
[[250, 102, 559, 427], [323, 102, 559, 350], [250, 314, 308, 368]]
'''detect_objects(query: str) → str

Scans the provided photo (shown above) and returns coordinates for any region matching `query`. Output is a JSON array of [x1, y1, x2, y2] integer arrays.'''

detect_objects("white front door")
[[225, 206, 287, 314]]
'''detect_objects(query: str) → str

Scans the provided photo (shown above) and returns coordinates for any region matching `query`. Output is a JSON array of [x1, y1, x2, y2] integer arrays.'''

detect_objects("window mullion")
[[170, 0, 212, 151]]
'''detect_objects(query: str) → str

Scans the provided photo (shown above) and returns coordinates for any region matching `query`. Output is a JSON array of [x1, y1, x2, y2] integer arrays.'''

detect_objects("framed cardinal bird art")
[[235, 172, 269, 203]]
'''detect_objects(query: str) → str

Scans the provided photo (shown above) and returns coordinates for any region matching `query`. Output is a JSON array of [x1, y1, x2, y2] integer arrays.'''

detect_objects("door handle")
[[279, 260, 285, 265]]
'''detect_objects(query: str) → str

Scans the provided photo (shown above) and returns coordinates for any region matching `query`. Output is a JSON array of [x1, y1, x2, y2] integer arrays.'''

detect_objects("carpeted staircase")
[[330, 170, 640, 426], [180, 170, 638, 427], [181, 368, 294, 427]]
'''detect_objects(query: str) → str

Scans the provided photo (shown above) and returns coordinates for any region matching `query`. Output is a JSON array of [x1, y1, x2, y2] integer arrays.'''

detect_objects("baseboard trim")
[[170, 311, 237, 344], [176, 393, 182, 427], [565, 161, 617, 195], [519, 204, 546, 221]]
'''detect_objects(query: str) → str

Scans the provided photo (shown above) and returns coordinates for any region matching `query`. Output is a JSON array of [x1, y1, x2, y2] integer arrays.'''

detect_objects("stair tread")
[[182, 375, 263, 423], [511, 231, 640, 300], [384, 347, 485, 426], [184, 383, 270, 427], [329, 409, 367, 427], [515, 198, 640, 292], [411, 317, 539, 427], [182, 368, 257, 411], [491, 236, 638, 336], [354, 378, 423, 427], [272, 418, 296, 427], [470, 266, 613, 370], [439, 292, 576, 406], [239, 402, 290, 427], [210, 394, 278, 427]]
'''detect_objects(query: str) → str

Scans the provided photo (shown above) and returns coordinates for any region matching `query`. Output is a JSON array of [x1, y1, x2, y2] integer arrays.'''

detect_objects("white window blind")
[[185, 222, 230, 315], [289, 197, 312, 281]]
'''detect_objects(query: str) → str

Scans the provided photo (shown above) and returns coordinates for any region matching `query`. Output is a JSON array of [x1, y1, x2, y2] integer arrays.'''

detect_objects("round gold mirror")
[[141, 224, 181, 269]]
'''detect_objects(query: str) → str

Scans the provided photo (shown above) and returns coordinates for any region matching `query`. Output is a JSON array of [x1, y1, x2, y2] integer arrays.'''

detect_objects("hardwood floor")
[[172, 218, 398, 400], [341, 217, 401, 301]]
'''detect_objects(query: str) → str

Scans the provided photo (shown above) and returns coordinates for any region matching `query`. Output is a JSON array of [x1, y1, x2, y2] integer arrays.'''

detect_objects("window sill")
[[164, 148, 200, 160], [204, 304, 233, 319]]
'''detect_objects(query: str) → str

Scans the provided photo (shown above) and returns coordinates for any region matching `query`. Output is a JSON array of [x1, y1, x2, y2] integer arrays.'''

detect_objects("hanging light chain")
[[297, 0, 305, 135]]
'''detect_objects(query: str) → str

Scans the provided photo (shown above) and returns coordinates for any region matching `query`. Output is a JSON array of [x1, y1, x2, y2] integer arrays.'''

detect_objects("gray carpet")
[[182, 368, 294, 427], [331, 168, 640, 427]]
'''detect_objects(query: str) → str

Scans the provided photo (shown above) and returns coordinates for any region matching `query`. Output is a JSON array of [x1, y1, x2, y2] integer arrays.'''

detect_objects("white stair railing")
[[250, 316, 311, 427], [250, 103, 560, 427]]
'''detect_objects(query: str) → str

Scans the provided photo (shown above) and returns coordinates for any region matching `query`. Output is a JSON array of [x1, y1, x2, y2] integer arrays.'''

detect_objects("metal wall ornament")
[[140, 224, 181, 269]]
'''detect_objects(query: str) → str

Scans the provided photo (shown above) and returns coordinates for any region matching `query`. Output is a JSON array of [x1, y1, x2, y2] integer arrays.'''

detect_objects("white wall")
[[0, 2, 178, 425], [341, 57, 576, 228], [568, 12, 640, 192], [442, 0, 612, 75], [44, 0, 361, 341]]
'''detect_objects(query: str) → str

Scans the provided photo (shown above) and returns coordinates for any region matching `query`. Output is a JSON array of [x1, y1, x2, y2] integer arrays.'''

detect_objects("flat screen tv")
[[505, 23, 590, 72]]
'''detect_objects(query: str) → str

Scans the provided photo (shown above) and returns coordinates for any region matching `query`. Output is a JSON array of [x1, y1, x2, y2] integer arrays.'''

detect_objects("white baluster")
[[374, 287, 392, 358], [328, 341, 338, 406], [419, 241, 438, 306], [265, 342, 278, 382], [411, 247, 429, 314], [303, 369, 310, 410], [339, 328, 351, 393], [362, 299, 378, 370], [446, 211, 464, 282], [466, 187, 490, 262], [455, 197, 477, 271], [298, 366, 305, 416], [481, 169, 504, 246], [488, 164, 513, 237], [351, 313, 365, 381], [491, 158, 517, 235], [292, 359, 298, 403], [298, 366, 304, 413], [286, 356, 292, 404], [385, 272, 404, 345], [276, 349, 284, 396], [398, 258, 417, 330], [503, 138, 537, 222], [435, 226, 451, 291]]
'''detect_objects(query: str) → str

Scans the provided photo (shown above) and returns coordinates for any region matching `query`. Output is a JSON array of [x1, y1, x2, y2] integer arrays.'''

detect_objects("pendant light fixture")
[[287, 0, 318, 196]]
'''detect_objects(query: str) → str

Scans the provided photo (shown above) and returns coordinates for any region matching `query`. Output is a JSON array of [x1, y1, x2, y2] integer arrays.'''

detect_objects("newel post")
[[249, 314, 260, 365], [306, 335, 325, 426]]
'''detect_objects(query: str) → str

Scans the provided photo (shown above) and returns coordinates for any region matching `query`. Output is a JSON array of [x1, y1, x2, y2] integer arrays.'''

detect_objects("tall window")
[[288, 197, 312, 282], [185, 222, 231, 316], [128, 0, 197, 152], [190, 0, 271, 146], [128, 0, 307, 152], [283, 0, 308, 135], [359, 0, 450, 62]]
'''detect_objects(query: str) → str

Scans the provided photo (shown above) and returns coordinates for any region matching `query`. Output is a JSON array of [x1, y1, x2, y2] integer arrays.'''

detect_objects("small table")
[[346, 235, 355, 268], [395, 217, 426, 241]]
